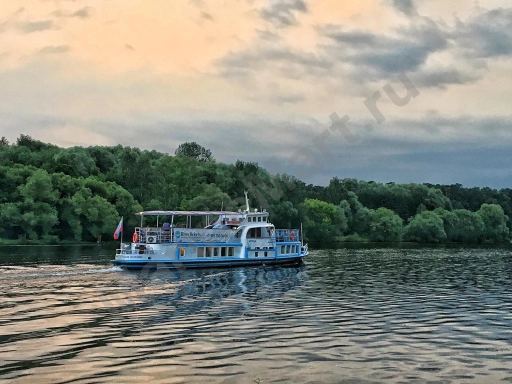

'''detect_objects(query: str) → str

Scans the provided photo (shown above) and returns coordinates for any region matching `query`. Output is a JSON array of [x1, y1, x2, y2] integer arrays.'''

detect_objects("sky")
[[1, 0, 512, 188]]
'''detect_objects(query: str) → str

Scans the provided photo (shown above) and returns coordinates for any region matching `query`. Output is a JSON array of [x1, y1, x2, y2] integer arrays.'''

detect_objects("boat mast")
[[244, 191, 250, 212]]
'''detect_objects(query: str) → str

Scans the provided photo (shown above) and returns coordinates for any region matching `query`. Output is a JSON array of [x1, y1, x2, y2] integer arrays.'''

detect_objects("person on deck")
[[162, 221, 171, 231]]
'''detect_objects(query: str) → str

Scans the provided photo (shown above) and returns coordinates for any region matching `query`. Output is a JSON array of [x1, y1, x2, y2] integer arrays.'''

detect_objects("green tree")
[[477, 203, 509, 242], [424, 188, 452, 211], [269, 200, 300, 229], [369, 208, 403, 242], [0, 203, 22, 238], [62, 189, 120, 241], [175, 142, 213, 162], [340, 192, 372, 236], [403, 211, 447, 243], [15, 169, 59, 240], [181, 183, 233, 211], [437, 209, 484, 243], [18, 169, 58, 203], [302, 198, 347, 242]]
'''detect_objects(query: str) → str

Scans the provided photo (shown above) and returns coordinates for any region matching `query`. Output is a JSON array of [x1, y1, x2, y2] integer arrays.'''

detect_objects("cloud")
[[391, 0, 417, 16], [218, 15, 454, 89], [52, 7, 93, 19], [0, 8, 23, 33], [267, 115, 512, 187], [215, 5, 512, 92], [217, 45, 331, 79], [321, 21, 448, 78], [260, 0, 308, 28], [18, 20, 54, 33], [453, 8, 512, 58], [72, 7, 93, 19], [319, 140, 512, 188], [321, 8, 512, 87], [188, 0, 214, 23], [201, 11, 214, 21], [218, 19, 455, 91], [189, 0, 205, 7], [2, 6, 90, 35], [411, 68, 482, 89], [270, 94, 305, 105], [38, 45, 70, 55]]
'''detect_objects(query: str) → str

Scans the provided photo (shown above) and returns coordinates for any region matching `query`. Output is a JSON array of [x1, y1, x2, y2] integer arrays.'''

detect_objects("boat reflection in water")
[[121, 263, 307, 320]]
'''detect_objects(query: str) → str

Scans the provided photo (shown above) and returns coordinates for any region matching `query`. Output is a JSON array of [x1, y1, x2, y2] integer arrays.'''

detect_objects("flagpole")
[[120, 216, 123, 249]]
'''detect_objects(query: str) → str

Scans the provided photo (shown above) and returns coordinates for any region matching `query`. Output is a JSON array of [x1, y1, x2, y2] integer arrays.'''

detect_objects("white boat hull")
[[114, 241, 308, 269]]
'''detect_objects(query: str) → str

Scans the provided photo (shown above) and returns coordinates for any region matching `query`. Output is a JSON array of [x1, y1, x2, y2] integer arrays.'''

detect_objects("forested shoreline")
[[0, 135, 510, 245]]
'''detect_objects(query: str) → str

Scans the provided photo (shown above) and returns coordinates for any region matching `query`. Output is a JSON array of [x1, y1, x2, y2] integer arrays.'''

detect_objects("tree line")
[[0, 135, 510, 244]]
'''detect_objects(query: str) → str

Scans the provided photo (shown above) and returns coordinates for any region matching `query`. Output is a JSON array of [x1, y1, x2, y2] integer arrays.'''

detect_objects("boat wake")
[[0, 264, 123, 280]]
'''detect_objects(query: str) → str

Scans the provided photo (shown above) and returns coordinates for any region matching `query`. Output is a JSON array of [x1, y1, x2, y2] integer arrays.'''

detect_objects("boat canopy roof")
[[136, 210, 241, 216]]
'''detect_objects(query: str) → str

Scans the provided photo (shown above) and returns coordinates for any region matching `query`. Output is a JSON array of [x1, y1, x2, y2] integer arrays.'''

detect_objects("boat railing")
[[133, 227, 239, 244], [275, 229, 300, 242], [134, 227, 173, 244], [116, 247, 154, 255]]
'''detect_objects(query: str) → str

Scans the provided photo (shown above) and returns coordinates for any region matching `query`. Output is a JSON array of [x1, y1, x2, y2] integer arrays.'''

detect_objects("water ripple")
[[1, 246, 512, 383]]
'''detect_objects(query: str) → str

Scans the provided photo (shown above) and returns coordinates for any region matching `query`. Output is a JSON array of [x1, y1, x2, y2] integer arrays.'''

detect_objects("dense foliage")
[[0, 135, 510, 244]]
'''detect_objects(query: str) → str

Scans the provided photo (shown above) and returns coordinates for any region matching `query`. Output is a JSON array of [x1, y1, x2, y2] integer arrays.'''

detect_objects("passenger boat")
[[113, 193, 308, 269]]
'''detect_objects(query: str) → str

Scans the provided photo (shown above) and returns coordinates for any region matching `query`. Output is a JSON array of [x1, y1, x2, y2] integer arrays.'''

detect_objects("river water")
[[1, 245, 512, 383]]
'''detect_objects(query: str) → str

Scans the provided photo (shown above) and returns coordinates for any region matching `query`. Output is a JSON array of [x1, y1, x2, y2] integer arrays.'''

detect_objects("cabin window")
[[206, 247, 212, 257], [228, 247, 234, 256], [213, 247, 219, 257], [221, 247, 227, 257], [264, 251, 268, 257], [280, 246, 285, 254], [180, 248, 185, 257], [255, 252, 259, 257], [286, 245, 291, 253], [197, 247, 204, 257], [257, 216, 261, 222]]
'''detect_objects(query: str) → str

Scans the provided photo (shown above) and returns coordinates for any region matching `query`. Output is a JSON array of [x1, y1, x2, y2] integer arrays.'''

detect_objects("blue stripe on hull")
[[113, 256, 304, 270]]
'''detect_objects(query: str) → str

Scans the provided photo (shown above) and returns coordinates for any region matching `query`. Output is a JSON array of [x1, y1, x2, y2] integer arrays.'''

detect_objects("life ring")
[[132, 232, 138, 243], [290, 231, 295, 241]]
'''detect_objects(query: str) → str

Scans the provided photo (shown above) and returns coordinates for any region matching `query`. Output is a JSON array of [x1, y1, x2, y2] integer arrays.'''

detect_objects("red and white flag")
[[113, 218, 123, 240]]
